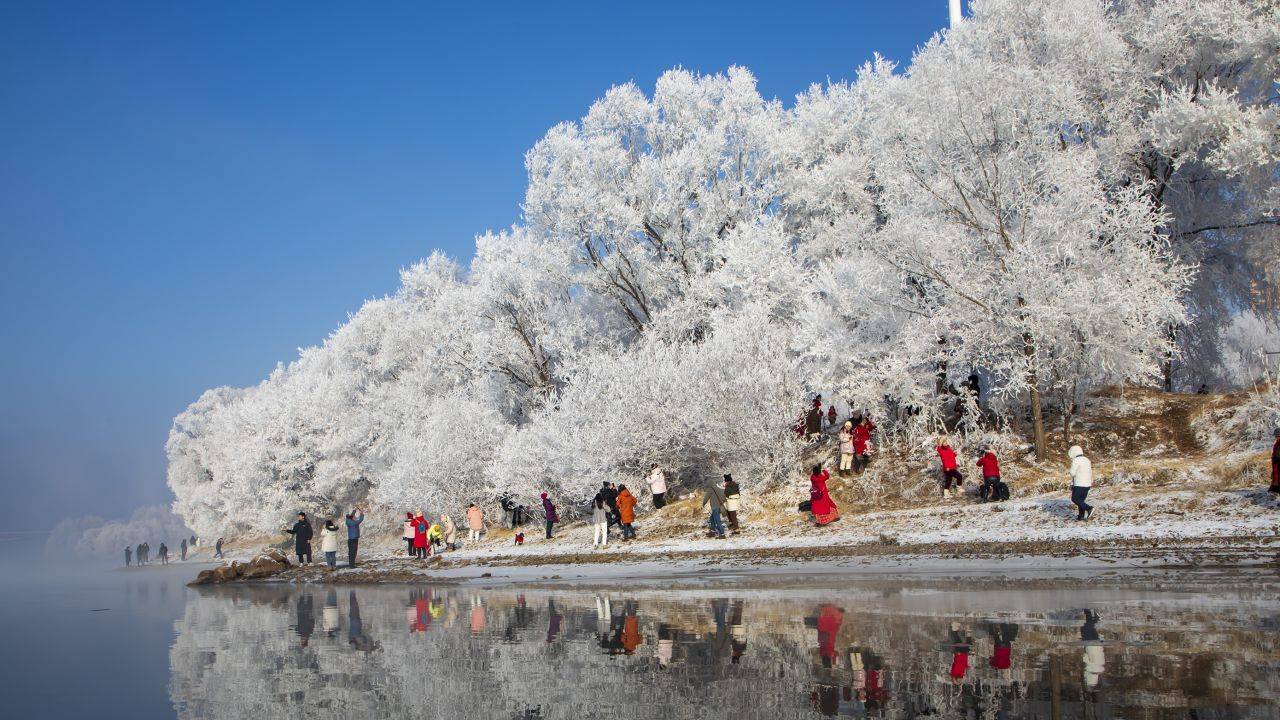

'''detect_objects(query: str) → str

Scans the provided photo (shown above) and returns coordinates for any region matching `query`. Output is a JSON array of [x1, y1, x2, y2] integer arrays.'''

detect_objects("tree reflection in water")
[[170, 582, 1280, 719]]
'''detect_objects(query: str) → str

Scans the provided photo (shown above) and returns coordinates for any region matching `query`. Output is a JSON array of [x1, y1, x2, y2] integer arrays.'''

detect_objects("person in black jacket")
[[596, 481, 620, 528], [285, 512, 313, 564]]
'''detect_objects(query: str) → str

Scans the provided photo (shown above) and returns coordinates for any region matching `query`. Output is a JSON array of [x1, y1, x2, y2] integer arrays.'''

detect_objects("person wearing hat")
[[285, 512, 313, 564], [1270, 428, 1280, 496], [837, 422, 855, 473], [723, 474, 742, 533]]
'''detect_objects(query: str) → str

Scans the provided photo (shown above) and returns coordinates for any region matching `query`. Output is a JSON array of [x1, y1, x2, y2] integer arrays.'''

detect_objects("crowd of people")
[[203, 406, 1280, 570]]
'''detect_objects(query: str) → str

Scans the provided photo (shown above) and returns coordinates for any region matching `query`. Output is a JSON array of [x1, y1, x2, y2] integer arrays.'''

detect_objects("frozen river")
[[3, 535, 1278, 719]]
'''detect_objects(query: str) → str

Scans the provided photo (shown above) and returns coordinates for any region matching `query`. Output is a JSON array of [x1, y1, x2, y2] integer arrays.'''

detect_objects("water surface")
[[3, 536, 1278, 719]]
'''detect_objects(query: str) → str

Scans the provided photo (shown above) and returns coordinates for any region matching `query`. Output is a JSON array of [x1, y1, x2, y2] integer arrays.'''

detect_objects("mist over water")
[[3, 534, 1278, 719]]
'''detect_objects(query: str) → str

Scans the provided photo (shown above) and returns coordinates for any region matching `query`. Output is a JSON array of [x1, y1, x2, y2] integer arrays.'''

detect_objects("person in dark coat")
[[805, 396, 824, 438], [1270, 428, 1280, 495], [214, 537, 224, 558], [136, 543, 146, 565], [285, 512, 314, 564], [180, 538, 187, 561], [158, 542, 169, 564], [295, 593, 315, 647], [597, 482, 620, 527], [541, 493, 558, 539], [124, 546, 132, 567]]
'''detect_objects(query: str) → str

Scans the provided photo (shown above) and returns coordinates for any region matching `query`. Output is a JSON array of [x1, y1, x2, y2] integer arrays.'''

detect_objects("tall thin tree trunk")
[[1030, 379, 1046, 461], [1024, 330, 1046, 460]]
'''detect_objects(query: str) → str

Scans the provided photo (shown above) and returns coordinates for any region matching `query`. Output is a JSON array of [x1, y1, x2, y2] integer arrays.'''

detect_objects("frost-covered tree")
[[167, 0, 1275, 537]]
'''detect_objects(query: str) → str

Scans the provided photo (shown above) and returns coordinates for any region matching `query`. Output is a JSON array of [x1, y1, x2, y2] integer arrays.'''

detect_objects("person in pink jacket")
[[465, 503, 485, 543]]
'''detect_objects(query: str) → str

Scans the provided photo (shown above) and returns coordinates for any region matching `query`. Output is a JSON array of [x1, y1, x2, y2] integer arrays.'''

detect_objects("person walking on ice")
[[466, 503, 484, 543], [1068, 444, 1094, 521], [124, 546, 131, 567]]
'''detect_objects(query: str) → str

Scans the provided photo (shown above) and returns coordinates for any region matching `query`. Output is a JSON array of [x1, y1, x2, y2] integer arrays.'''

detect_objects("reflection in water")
[[169, 582, 1280, 719]]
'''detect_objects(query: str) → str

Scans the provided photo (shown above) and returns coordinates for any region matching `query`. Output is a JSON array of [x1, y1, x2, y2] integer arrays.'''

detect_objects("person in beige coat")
[[465, 504, 485, 543]]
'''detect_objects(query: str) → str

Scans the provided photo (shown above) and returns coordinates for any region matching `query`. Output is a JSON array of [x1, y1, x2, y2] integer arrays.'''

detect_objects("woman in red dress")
[[809, 465, 840, 526]]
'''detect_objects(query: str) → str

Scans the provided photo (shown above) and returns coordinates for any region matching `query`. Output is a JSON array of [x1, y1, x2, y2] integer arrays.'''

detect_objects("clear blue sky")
[[0, 1, 948, 529]]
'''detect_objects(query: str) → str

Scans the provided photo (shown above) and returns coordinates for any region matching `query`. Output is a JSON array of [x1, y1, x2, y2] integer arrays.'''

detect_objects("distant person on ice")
[[158, 542, 169, 564], [1270, 428, 1280, 497], [180, 538, 187, 561], [1068, 445, 1094, 521], [936, 437, 963, 499], [466, 503, 484, 543], [136, 542, 146, 565], [646, 463, 668, 509], [809, 465, 840, 526], [541, 493, 559, 539], [214, 537, 224, 559], [285, 512, 314, 564], [319, 519, 340, 568], [124, 546, 131, 567]]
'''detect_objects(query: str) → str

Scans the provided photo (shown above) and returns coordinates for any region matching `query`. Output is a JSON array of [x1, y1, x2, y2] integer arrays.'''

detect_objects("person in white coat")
[[646, 463, 668, 509], [319, 520, 341, 568], [1068, 445, 1094, 521], [591, 497, 609, 548], [837, 422, 855, 473]]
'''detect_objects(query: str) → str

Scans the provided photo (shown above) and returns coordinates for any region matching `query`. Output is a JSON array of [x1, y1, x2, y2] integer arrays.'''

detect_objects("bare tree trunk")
[[1024, 330, 1046, 460], [1030, 379, 1046, 461]]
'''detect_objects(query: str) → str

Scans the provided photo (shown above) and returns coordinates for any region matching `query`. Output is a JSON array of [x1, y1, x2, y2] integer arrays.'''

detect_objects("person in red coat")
[[976, 447, 1001, 501], [809, 465, 840, 526], [412, 512, 429, 559], [937, 438, 963, 499], [852, 417, 875, 473], [1270, 428, 1279, 495], [815, 604, 844, 668], [948, 624, 971, 683]]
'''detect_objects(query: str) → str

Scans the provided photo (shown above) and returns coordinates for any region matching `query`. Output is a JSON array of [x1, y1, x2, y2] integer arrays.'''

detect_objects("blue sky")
[[0, 1, 948, 529]]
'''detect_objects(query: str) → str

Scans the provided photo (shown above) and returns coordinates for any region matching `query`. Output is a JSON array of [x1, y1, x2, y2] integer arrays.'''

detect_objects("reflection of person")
[[815, 604, 844, 668], [948, 623, 971, 683], [1081, 610, 1105, 688], [546, 599, 563, 644], [729, 600, 747, 664], [469, 595, 485, 634], [295, 593, 315, 647], [987, 622, 1018, 672], [620, 601, 643, 655], [322, 589, 339, 636], [347, 591, 377, 651]]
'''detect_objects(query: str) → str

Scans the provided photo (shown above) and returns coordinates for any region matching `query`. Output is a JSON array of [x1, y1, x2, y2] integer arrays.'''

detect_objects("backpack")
[[994, 481, 1011, 502]]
